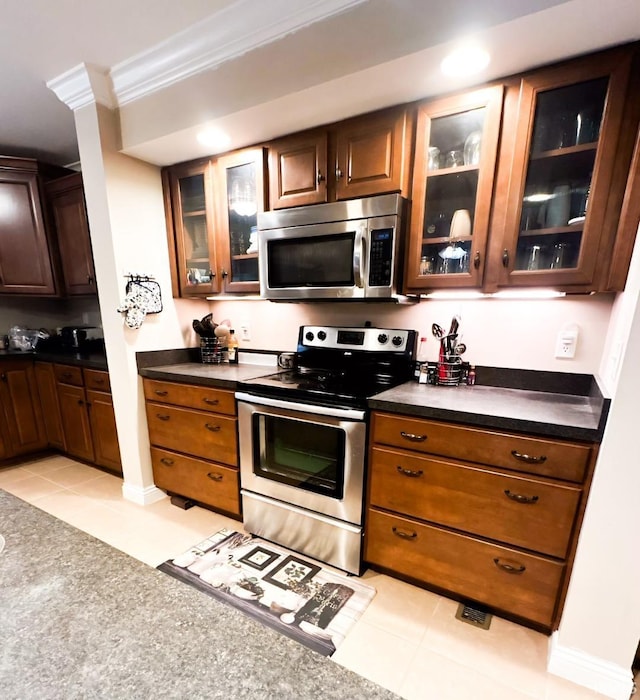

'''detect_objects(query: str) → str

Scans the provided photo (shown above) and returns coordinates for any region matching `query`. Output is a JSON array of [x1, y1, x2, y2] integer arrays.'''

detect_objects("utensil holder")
[[200, 337, 222, 364], [436, 360, 464, 386]]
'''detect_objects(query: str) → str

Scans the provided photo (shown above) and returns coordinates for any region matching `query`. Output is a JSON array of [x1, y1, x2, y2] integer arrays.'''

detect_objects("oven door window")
[[267, 232, 355, 288], [254, 414, 345, 498]]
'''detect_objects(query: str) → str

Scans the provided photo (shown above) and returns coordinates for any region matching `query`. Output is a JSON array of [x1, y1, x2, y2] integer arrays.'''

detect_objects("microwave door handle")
[[353, 223, 366, 288]]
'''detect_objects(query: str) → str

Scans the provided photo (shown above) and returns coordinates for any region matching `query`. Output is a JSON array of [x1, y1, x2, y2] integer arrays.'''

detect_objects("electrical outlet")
[[555, 325, 579, 359], [239, 324, 251, 342]]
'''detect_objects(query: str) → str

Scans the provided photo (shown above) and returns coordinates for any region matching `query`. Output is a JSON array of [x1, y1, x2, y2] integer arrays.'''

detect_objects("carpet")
[[0, 489, 398, 700], [158, 529, 376, 657]]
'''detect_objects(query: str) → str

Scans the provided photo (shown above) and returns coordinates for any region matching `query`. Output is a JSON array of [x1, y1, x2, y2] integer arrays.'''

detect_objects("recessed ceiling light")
[[196, 127, 231, 151], [441, 45, 490, 77]]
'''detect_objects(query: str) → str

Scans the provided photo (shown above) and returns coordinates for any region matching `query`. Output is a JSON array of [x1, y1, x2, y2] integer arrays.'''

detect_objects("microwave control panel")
[[368, 228, 394, 287]]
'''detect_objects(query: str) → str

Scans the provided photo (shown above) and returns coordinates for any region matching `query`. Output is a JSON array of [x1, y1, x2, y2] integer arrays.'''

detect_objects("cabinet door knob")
[[502, 249, 510, 267], [208, 269, 216, 279], [160, 457, 174, 466], [205, 423, 221, 432], [400, 431, 427, 442], [392, 526, 417, 541], [87, 275, 94, 284], [221, 269, 228, 279], [316, 170, 325, 184], [474, 251, 481, 269], [207, 472, 223, 482], [0, 373, 6, 382], [504, 489, 539, 504], [510, 450, 547, 464], [77, 399, 84, 406], [396, 465, 424, 478], [493, 558, 526, 574], [335, 167, 343, 180]]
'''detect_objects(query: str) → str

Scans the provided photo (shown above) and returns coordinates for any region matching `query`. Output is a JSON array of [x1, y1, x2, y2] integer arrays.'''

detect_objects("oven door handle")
[[235, 391, 365, 421]]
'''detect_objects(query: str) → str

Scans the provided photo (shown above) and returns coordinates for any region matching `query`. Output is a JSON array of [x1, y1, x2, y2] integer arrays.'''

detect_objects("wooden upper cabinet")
[[487, 46, 637, 291], [334, 108, 413, 201], [213, 147, 266, 294], [45, 173, 96, 296], [0, 159, 58, 295], [165, 148, 266, 297], [268, 107, 413, 210], [269, 131, 328, 209], [404, 85, 504, 292], [167, 158, 219, 297]]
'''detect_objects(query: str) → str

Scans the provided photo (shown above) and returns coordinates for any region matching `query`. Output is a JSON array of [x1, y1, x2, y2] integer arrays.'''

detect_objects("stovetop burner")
[[239, 325, 417, 408]]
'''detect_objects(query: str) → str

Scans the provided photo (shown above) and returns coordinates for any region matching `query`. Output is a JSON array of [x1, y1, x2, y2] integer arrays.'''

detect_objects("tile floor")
[[0, 455, 635, 700]]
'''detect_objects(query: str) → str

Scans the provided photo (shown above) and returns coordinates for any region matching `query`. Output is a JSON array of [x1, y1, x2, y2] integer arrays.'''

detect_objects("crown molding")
[[47, 63, 117, 111], [110, 0, 367, 106]]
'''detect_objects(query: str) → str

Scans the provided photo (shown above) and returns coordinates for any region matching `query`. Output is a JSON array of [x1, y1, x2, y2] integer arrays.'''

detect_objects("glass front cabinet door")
[[168, 159, 219, 296], [214, 147, 266, 294], [497, 49, 634, 289], [404, 86, 504, 291]]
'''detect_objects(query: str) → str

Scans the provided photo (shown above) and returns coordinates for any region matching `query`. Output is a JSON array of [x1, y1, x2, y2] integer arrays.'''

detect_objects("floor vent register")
[[455, 602, 492, 630]]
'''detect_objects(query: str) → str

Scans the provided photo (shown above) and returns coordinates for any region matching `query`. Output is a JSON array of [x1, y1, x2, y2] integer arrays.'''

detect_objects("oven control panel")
[[300, 326, 415, 353]]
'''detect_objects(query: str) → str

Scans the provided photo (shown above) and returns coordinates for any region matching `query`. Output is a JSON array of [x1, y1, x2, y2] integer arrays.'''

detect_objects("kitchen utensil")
[[192, 319, 205, 336], [431, 323, 445, 339], [201, 314, 218, 336], [454, 343, 467, 355]]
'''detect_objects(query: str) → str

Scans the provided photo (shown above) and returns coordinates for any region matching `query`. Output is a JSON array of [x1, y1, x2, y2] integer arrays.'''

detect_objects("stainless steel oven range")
[[235, 325, 416, 575]]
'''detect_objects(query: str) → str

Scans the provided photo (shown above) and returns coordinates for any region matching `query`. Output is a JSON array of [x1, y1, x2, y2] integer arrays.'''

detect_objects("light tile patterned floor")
[[0, 456, 632, 699]]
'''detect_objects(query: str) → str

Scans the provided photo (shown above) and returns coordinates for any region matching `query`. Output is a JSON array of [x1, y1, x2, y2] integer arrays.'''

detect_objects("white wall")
[[202, 293, 614, 376]]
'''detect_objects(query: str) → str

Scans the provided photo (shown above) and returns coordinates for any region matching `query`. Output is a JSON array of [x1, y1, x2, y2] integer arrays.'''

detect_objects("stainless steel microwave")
[[258, 194, 405, 301]]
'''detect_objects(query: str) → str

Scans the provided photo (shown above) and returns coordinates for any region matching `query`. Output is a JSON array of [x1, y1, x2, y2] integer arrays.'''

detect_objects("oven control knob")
[[377, 333, 388, 344], [305, 331, 315, 341], [317, 330, 327, 341], [392, 335, 403, 347]]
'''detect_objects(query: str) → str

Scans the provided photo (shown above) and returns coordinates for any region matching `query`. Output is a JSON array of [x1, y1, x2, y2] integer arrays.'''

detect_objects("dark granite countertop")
[[0, 348, 108, 371], [369, 375, 610, 442]]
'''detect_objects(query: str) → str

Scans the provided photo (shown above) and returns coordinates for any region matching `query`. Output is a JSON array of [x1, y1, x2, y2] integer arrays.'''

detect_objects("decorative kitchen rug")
[[158, 529, 376, 656]]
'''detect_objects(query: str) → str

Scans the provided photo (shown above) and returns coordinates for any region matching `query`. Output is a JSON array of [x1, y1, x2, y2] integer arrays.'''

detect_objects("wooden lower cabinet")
[[367, 510, 564, 628], [86, 389, 122, 473], [57, 381, 94, 462], [34, 362, 65, 450], [151, 447, 240, 515], [0, 359, 47, 457], [365, 411, 597, 630], [143, 378, 241, 517]]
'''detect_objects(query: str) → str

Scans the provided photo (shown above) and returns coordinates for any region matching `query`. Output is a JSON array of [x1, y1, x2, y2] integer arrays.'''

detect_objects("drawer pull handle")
[[156, 414, 170, 421], [202, 398, 219, 406], [511, 450, 547, 464], [400, 431, 427, 443], [207, 472, 223, 482], [205, 423, 221, 432], [160, 458, 174, 466], [154, 390, 168, 397], [397, 465, 424, 478], [94, 378, 105, 385], [493, 558, 526, 574], [504, 490, 539, 505], [392, 526, 417, 541]]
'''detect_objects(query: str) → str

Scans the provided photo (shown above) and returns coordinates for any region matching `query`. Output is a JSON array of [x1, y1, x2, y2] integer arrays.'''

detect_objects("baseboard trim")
[[122, 482, 166, 506], [548, 632, 635, 700]]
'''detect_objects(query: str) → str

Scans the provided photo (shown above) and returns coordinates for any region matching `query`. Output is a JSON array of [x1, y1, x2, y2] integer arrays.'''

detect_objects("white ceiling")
[[1, 0, 639, 168]]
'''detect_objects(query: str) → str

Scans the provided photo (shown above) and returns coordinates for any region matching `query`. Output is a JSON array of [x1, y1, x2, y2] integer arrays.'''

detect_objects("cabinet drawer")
[[151, 447, 240, 516], [54, 363, 83, 386], [84, 368, 110, 392], [372, 412, 592, 483], [370, 446, 581, 558], [365, 509, 564, 628], [146, 402, 237, 466], [143, 379, 236, 416]]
